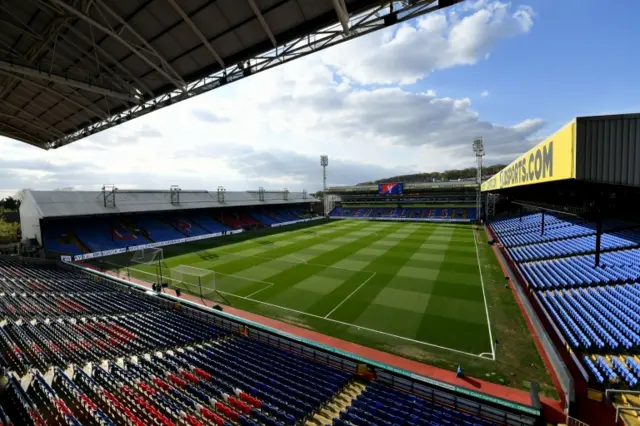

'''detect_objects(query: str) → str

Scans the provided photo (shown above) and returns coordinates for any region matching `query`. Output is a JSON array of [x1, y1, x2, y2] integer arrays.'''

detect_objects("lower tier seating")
[[490, 213, 640, 389], [0, 258, 534, 425], [329, 207, 477, 220], [334, 381, 498, 426], [42, 207, 313, 254]]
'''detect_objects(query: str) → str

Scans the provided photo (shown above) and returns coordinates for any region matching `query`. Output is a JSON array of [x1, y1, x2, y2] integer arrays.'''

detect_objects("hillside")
[[358, 164, 506, 185]]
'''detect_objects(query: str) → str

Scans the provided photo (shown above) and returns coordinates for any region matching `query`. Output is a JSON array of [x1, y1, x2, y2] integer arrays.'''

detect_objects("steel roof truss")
[[166, 0, 225, 69], [48, 0, 443, 150], [246, 0, 278, 48]]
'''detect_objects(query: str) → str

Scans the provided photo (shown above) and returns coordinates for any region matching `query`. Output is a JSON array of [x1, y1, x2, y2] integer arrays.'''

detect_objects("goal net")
[[131, 247, 164, 265], [170, 265, 215, 292]]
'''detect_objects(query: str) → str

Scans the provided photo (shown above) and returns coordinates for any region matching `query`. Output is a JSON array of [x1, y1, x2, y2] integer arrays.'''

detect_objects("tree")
[[0, 218, 19, 242], [0, 197, 19, 211], [358, 164, 507, 185]]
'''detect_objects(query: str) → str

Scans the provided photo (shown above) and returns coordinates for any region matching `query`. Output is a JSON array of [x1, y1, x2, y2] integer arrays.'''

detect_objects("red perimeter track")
[[83, 260, 565, 422]]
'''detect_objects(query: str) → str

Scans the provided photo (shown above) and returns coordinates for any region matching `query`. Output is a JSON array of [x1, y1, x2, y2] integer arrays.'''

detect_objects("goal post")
[[170, 265, 215, 293], [169, 265, 230, 305], [129, 247, 165, 285], [131, 247, 164, 265]]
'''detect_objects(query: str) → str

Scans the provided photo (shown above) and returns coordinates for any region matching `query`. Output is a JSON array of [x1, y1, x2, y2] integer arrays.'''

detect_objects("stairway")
[[121, 219, 153, 243], [66, 228, 90, 253], [306, 380, 367, 425], [614, 393, 640, 426]]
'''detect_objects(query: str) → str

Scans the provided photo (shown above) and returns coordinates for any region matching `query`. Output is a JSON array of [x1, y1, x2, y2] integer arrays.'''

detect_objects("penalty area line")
[[219, 290, 491, 360], [245, 282, 274, 298], [324, 272, 376, 318]]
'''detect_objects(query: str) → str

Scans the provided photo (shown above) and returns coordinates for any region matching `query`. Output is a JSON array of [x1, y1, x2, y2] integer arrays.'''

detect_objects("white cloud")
[[320, 1, 535, 85], [480, 90, 490, 97], [0, 1, 539, 193]]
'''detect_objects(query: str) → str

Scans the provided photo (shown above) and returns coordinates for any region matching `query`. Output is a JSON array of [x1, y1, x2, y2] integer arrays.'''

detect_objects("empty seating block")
[[491, 213, 640, 388], [329, 207, 476, 220], [336, 381, 499, 426]]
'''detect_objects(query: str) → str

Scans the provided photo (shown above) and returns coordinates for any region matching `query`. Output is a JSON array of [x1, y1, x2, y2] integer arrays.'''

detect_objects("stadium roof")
[[22, 189, 315, 219], [481, 113, 640, 192], [0, 0, 462, 151]]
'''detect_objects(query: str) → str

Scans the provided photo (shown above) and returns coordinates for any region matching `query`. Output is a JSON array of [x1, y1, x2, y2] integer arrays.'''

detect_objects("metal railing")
[[566, 416, 590, 426]]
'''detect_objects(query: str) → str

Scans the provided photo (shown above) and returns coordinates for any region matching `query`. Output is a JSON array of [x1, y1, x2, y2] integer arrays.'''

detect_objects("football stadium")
[[0, 1, 639, 426]]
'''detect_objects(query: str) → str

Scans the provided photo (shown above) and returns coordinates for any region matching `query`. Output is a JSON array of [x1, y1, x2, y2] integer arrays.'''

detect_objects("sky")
[[1, 0, 639, 199]]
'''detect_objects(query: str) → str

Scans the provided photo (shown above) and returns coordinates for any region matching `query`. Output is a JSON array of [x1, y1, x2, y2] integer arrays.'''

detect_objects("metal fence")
[[566, 415, 590, 426]]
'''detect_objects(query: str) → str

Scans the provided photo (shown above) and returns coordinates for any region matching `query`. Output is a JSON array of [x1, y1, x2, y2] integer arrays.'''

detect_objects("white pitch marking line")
[[473, 227, 496, 361], [213, 250, 374, 273], [287, 255, 307, 264], [245, 282, 274, 298], [219, 290, 489, 360], [324, 272, 376, 319]]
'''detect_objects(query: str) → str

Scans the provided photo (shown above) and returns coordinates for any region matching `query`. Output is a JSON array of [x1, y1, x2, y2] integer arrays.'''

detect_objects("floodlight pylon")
[[472, 138, 485, 222]]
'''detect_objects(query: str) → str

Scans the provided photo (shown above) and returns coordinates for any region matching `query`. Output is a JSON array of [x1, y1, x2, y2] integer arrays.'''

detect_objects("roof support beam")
[[246, 0, 277, 48], [0, 112, 63, 138], [332, 0, 350, 35], [48, 0, 186, 92], [0, 60, 138, 102], [0, 69, 109, 120], [0, 13, 71, 101], [0, 97, 74, 134], [0, 121, 47, 145], [92, 0, 186, 89], [166, 0, 225, 69], [61, 26, 154, 97]]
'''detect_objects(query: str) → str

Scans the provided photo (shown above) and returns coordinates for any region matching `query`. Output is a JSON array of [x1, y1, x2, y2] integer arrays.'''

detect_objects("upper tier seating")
[[491, 214, 636, 249], [508, 231, 640, 262], [521, 248, 640, 289]]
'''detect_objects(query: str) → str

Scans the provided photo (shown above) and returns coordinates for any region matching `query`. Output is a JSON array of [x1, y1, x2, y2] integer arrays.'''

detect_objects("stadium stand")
[[0, 257, 537, 426], [329, 207, 477, 220], [40, 207, 309, 255], [490, 213, 640, 390]]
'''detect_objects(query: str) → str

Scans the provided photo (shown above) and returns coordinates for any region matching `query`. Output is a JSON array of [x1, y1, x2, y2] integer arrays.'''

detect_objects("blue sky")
[[0, 0, 638, 196], [427, 0, 640, 131]]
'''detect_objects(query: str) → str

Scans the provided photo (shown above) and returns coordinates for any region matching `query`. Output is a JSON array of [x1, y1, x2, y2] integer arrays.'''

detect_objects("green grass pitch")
[[100, 219, 557, 397]]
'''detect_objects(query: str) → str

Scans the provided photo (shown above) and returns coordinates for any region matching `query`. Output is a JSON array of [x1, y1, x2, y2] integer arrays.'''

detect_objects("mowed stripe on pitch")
[[161, 220, 491, 355]]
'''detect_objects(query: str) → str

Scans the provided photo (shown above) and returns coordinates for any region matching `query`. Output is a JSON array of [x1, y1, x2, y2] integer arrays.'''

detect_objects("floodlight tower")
[[320, 155, 329, 215], [472, 137, 485, 222], [320, 155, 329, 190]]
